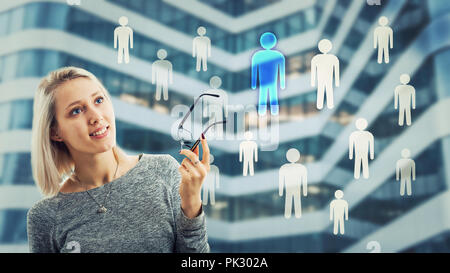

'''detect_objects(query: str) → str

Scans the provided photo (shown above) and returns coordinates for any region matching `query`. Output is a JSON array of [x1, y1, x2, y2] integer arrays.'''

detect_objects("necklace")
[[75, 156, 119, 214]]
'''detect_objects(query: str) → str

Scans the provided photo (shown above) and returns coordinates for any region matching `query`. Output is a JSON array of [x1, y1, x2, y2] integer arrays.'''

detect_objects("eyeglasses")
[[177, 93, 227, 151]]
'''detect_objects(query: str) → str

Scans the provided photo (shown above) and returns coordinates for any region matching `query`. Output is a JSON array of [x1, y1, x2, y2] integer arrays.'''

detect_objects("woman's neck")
[[72, 149, 122, 190]]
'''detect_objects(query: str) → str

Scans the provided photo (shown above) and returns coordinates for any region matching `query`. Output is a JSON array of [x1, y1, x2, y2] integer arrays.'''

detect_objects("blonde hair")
[[31, 66, 122, 197]]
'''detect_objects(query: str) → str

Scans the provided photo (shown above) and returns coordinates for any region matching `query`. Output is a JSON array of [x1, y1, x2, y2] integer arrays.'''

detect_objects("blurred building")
[[0, 0, 449, 252]]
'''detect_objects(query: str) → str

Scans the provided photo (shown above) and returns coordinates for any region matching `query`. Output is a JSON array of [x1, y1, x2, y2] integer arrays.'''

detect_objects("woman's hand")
[[178, 134, 210, 219]]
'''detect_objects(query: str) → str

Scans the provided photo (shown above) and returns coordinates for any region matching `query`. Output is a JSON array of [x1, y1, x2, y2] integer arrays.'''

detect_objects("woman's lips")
[[90, 126, 110, 139]]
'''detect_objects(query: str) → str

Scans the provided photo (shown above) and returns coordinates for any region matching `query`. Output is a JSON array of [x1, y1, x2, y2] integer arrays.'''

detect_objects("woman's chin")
[[86, 141, 116, 154]]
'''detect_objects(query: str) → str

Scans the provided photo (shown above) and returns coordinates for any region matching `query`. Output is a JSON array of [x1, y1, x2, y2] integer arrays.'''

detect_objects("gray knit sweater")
[[26, 154, 210, 253]]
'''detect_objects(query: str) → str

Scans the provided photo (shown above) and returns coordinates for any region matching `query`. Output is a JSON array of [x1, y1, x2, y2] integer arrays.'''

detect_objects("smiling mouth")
[[89, 125, 110, 136]]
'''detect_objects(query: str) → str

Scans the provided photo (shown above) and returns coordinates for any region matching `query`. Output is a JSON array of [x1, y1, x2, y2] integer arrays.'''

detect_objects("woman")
[[27, 66, 210, 253]]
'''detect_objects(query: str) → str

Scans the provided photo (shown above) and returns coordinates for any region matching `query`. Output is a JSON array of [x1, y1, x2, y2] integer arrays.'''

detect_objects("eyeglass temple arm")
[[202, 120, 226, 135], [178, 93, 220, 129], [189, 121, 227, 151]]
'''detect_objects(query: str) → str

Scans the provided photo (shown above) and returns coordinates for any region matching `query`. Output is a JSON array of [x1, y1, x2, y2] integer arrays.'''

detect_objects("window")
[[2, 54, 19, 82], [0, 10, 11, 36], [0, 103, 11, 132], [0, 55, 4, 83], [287, 14, 303, 35], [42, 51, 60, 76], [9, 6, 25, 34], [304, 8, 317, 29], [9, 100, 33, 131], [0, 209, 28, 244], [17, 51, 37, 78], [47, 3, 69, 30]]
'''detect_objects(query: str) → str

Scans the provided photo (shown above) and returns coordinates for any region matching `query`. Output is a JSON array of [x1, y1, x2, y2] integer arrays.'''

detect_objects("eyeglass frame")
[[177, 93, 227, 151]]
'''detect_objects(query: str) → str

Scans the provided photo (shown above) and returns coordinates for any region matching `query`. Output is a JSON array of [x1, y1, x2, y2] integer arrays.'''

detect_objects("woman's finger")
[[186, 156, 207, 176], [178, 164, 190, 178], [180, 148, 200, 164], [182, 151, 207, 178], [200, 134, 210, 167], [182, 159, 202, 179], [181, 157, 190, 167]]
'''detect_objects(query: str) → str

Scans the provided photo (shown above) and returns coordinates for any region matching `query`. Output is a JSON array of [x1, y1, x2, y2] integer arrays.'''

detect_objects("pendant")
[[97, 206, 107, 213]]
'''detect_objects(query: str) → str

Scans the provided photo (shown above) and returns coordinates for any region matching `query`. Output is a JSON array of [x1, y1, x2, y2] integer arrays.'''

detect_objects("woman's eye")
[[70, 97, 103, 116], [71, 108, 82, 115]]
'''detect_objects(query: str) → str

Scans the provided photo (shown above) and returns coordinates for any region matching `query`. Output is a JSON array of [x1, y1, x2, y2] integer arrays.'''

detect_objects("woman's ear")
[[50, 127, 63, 142]]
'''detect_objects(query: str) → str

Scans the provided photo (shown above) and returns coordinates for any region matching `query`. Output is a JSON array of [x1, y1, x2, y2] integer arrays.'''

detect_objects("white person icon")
[[396, 148, 416, 196], [65, 241, 81, 253], [202, 154, 220, 206], [279, 148, 308, 219], [114, 16, 133, 64], [366, 241, 382, 253], [374, 16, 393, 64], [366, 0, 381, 5], [330, 190, 348, 235], [239, 131, 258, 176], [203, 76, 228, 140], [193, 26, 211, 72], [311, 39, 340, 109], [349, 118, 375, 179], [152, 49, 173, 101], [67, 0, 81, 5], [394, 74, 416, 126]]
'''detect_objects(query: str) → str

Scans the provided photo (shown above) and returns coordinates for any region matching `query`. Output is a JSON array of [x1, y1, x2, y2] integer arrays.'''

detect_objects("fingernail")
[[201, 133, 205, 139]]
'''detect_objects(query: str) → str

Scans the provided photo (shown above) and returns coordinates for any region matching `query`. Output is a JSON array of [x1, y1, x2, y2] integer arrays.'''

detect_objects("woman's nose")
[[88, 108, 104, 125], [89, 117, 101, 125]]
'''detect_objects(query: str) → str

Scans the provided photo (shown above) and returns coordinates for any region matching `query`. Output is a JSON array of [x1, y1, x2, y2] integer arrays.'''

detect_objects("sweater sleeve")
[[166, 155, 210, 253], [26, 198, 58, 253]]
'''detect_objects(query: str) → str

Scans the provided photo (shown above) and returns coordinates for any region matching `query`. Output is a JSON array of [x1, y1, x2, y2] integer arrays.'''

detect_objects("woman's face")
[[51, 77, 116, 156]]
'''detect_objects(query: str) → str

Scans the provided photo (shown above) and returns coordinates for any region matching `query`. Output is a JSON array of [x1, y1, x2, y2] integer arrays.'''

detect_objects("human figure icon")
[[311, 39, 340, 110], [394, 74, 416, 126], [193, 26, 211, 72], [251, 32, 286, 116], [374, 16, 393, 64], [330, 190, 348, 235], [66, 241, 81, 253], [366, 241, 382, 253], [202, 76, 228, 140], [279, 148, 308, 219], [202, 155, 220, 205], [349, 118, 375, 179], [396, 149, 416, 196], [114, 16, 133, 64], [67, 0, 81, 5], [239, 131, 258, 176], [366, 0, 381, 5], [152, 49, 173, 101]]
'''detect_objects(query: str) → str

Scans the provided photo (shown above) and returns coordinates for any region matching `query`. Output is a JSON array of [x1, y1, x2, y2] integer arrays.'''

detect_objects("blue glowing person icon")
[[251, 32, 286, 116]]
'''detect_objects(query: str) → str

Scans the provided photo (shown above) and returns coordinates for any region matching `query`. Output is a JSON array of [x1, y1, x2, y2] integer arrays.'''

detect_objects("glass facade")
[[199, 0, 282, 17], [0, 2, 324, 92], [402, 231, 450, 253], [0, 209, 27, 244], [107, 0, 323, 53], [330, 0, 430, 127], [350, 141, 446, 239], [0, 0, 449, 252], [0, 100, 33, 132], [0, 153, 34, 186], [0, 49, 321, 128], [204, 183, 339, 222], [210, 232, 355, 253]]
